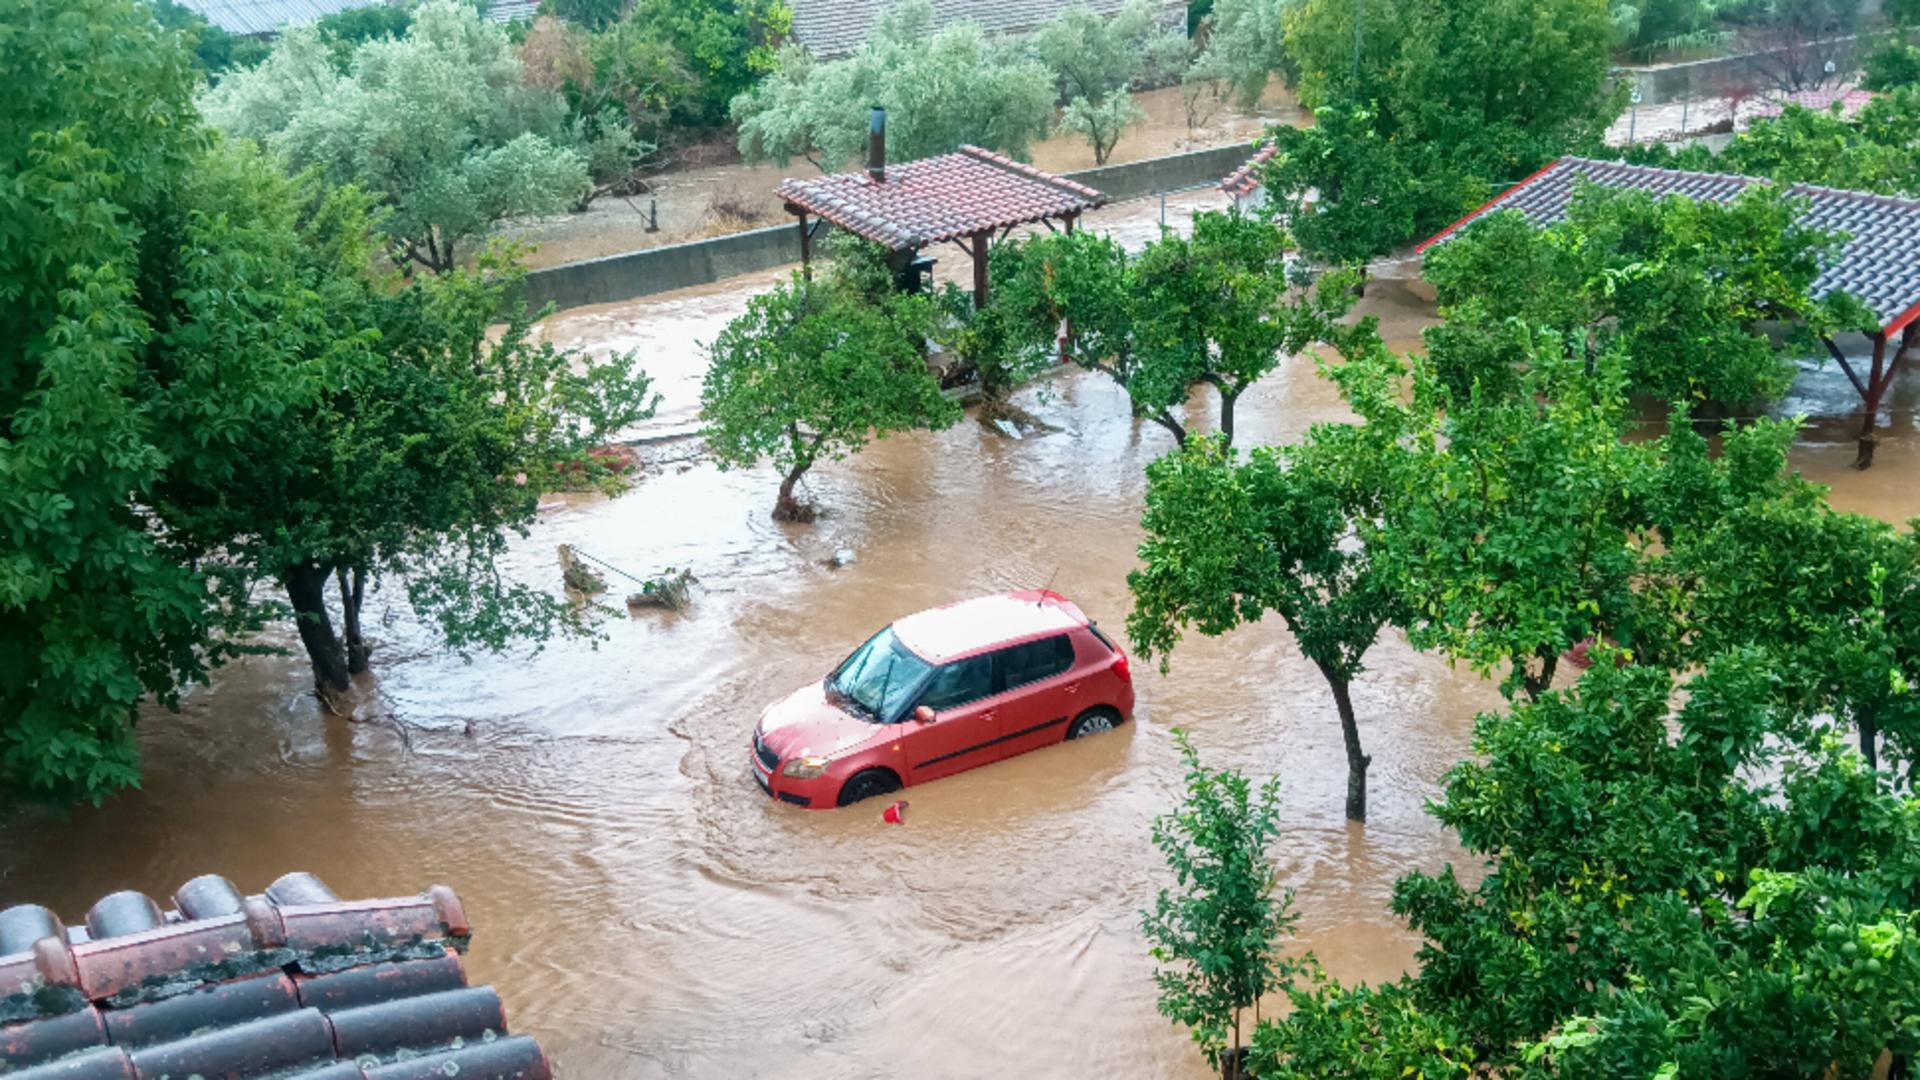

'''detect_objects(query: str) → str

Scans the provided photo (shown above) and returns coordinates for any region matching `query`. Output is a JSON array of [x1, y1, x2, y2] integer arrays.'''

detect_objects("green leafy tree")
[[1668, 486, 1920, 774], [1186, 0, 1294, 108], [1142, 730, 1298, 1079], [1258, 104, 1421, 276], [548, 0, 625, 30], [1, 0, 237, 802], [152, 0, 274, 75], [731, 0, 1054, 170], [991, 213, 1357, 448], [1248, 652, 1920, 1077], [1424, 184, 1870, 409], [1271, 0, 1620, 261], [701, 272, 960, 521], [1128, 423, 1405, 822], [626, 0, 791, 127], [1866, 0, 1920, 89], [1028, 1, 1186, 164], [202, 0, 591, 274]]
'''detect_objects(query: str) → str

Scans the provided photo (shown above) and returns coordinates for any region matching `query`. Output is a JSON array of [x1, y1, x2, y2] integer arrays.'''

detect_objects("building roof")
[[893, 590, 1086, 663], [1220, 143, 1277, 197], [0, 871, 549, 1080], [173, 0, 529, 35], [778, 146, 1107, 252], [1417, 156, 1920, 337], [787, 0, 1184, 58]]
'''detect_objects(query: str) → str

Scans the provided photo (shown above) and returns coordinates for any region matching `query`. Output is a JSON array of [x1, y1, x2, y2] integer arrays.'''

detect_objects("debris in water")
[[993, 418, 1024, 440], [825, 548, 857, 569], [557, 544, 606, 595], [627, 567, 697, 612], [882, 800, 908, 825]]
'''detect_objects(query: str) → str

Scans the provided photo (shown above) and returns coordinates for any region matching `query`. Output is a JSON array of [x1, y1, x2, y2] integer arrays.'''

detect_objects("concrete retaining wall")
[[520, 141, 1262, 314], [1621, 35, 1863, 105]]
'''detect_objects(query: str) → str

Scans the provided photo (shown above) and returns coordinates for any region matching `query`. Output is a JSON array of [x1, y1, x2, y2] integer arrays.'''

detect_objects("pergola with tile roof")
[[1419, 156, 1920, 468], [778, 145, 1109, 310]]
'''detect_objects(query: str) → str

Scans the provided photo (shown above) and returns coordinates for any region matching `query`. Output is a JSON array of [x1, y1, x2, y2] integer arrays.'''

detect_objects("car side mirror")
[[913, 705, 936, 724]]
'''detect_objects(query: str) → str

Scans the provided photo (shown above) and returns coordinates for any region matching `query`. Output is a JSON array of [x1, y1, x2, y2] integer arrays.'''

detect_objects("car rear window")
[[999, 635, 1075, 689], [1088, 623, 1118, 654]]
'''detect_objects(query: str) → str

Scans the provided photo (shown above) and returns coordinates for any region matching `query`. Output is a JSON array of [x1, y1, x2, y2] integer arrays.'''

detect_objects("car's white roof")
[[891, 591, 1083, 663]]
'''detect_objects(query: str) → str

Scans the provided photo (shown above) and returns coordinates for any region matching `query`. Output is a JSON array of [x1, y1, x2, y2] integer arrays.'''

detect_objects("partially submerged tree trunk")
[[336, 565, 371, 674], [1318, 661, 1370, 822], [1519, 644, 1561, 701], [774, 461, 816, 522], [286, 562, 351, 704]]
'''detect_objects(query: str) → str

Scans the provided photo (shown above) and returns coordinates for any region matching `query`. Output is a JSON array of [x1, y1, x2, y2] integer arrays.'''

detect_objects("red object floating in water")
[[882, 801, 908, 825]]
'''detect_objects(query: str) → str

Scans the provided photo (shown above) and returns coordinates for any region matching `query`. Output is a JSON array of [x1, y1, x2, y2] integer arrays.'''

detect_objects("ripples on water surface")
[[6, 194, 1919, 1078]]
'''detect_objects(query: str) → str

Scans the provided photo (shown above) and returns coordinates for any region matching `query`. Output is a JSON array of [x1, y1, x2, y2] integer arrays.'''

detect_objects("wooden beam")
[[971, 228, 990, 311], [1823, 335, 1869, 399], [1857, 332, 1890, 469], [797, 210, 813, 283]]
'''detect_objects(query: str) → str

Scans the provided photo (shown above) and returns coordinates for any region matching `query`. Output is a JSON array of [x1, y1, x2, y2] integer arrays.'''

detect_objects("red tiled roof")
[[778, 146, 1108, 252], [1220, 143, 1277, 197], [1417, 156, 1920, 336], [0, 872, 549, 1080]]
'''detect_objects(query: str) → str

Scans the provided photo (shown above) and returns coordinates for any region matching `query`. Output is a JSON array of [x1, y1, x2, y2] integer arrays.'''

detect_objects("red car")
[[750, 590, 1135, 808]]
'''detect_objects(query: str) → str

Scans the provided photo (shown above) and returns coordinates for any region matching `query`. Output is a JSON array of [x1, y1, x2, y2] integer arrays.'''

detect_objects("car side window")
[[999, 635, 1075, 690], [916, 655, 994, 713]]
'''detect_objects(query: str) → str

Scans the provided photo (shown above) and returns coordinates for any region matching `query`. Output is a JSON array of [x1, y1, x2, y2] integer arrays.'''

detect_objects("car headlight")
[[781, 755, 829, 779]]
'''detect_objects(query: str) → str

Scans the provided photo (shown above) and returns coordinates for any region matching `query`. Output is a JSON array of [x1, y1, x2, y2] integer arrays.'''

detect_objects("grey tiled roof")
[[779, 145, 1108, 250], [788, 0, 1186, 58], [1419, 156, 1920, 335], [0, 871, 550, 1080], [174, 0, 382, 36], [174, 0, 530, 34]]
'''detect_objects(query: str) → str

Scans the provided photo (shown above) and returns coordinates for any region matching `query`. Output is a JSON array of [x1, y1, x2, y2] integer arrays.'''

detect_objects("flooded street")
[[6, 193, 1919, 1078]]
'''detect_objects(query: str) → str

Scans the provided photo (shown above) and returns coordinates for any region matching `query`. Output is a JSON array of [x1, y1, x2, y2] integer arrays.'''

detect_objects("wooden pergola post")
[[970, 228, 991, 310], [1058, 212, 1078, 365], [786, 203, 812, 282], [1824, 323, 1917, 470]]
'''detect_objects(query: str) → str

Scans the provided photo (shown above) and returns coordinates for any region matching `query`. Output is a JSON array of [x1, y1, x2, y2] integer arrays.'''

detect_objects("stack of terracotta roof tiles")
[[1219, 143, 1277, 198], [0, 872, 549, 1080]]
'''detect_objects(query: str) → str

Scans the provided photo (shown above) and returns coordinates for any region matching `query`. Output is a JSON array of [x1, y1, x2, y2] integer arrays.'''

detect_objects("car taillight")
[[1113, 651, 1132, 683]]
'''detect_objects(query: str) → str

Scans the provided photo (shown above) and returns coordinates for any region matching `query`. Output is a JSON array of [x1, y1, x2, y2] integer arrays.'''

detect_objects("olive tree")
[[202, 0, 592, 274], [701, 273, 960, 521], [1028, 1, 1186, 164], [731, 0, 1054, 170]]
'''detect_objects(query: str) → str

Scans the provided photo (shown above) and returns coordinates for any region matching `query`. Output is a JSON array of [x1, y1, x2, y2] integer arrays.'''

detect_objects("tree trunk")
[[1318, 662, 1370, 822], [287, 562, 350, 700], [773, 461, 815, 522], [337, 565, 371, 675], [1149, 411, 1189, 449], [1219, 386, 1242, 448], [1521, 645, 1560, 701], [1861, 710, 1880, 772]]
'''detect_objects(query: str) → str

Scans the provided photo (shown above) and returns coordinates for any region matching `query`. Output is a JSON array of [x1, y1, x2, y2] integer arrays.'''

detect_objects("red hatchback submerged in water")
[[750, 590, 1135, 808]]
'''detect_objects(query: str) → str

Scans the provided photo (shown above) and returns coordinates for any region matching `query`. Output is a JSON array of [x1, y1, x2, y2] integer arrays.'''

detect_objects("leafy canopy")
[[990, 212, 1360, 447], [202, 0, 591, 273], [1423, 185, 1871, 408], [1143, 730, 1297, 1074], [1027, 0, 1185, 164], [701, 268, 960, 517], [1266, 0, 1620, 263], [730, 0, 1055, 170]]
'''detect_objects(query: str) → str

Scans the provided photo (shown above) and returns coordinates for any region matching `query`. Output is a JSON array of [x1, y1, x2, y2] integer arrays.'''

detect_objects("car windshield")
[[830, 626, 931, 724]]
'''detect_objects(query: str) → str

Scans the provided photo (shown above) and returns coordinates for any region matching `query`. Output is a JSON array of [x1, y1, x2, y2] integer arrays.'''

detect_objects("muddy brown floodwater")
[[6, 193, 1919, 1079]]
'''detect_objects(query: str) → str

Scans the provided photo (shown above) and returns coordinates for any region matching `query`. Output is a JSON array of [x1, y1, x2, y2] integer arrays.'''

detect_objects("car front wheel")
[[1067, 707, 1121, 740], [837, 768, 903, 807]]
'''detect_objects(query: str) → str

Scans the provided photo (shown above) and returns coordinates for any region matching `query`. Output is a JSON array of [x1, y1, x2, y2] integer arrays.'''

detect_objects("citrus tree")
[[1143, 730, 1297, 1079], [701, 273, 959, 521]]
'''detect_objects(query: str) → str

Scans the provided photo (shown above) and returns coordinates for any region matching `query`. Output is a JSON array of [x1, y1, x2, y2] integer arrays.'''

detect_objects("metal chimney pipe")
[[867, 106, 886, 182]]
